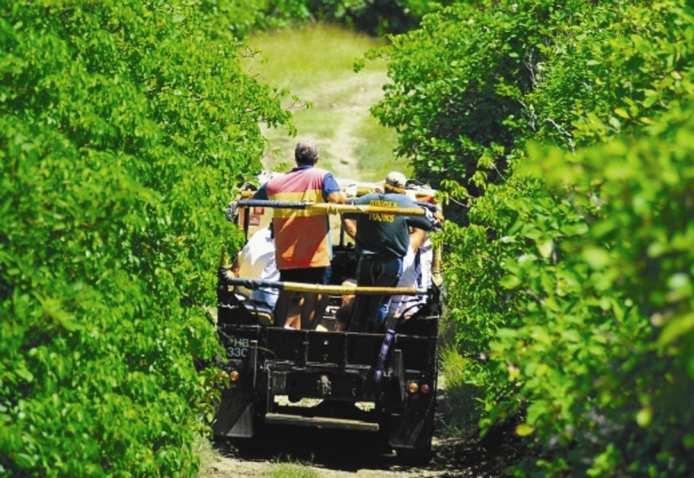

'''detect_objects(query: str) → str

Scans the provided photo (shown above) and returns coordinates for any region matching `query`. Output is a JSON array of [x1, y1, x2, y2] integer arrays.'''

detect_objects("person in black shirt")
[[342, 172, 434, 332]]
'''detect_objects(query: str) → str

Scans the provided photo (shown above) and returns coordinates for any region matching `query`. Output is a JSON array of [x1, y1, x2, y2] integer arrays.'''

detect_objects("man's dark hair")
[[295, 141, 319, 165]]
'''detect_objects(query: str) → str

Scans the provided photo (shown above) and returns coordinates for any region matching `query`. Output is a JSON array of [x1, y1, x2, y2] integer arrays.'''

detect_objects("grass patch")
[[267, 463, 321, 478], [292, 109, 341, 139], [261, 107, 341, 169], [354, 115, 405, 182], [195, 438, 223, 478], [438, 347, 481, 439], [243, 23, 387, 92]]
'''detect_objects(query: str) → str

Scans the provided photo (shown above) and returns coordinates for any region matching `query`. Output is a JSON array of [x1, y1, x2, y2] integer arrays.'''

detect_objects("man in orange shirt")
[[254, 141, 345, 328]]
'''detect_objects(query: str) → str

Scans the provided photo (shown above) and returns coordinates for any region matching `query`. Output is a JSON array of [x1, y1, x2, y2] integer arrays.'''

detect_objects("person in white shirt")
[[233, 226, 279, 309], [388, 228, 433, 320]]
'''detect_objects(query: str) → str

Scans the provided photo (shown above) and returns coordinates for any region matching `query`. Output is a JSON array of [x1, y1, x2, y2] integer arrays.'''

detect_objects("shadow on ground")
[[212, 387, 525, 477]]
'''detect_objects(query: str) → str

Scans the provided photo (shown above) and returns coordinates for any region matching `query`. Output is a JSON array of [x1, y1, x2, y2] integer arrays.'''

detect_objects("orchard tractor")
[[213, 180, 443, 463]]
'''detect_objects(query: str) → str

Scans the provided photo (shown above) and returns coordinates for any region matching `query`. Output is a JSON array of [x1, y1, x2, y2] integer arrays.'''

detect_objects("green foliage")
[[353, 115, 404, 181], [456, 105, 693, 475], [374, 0, 691, 192], [0, 1, 287, 475], [256, 0, 446, 34], [307, 0, 444, 35], [374, 0, 693, 474]]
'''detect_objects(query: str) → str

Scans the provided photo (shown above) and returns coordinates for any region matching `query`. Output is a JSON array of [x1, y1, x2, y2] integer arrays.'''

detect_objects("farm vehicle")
[[213, 183, 442, 463]]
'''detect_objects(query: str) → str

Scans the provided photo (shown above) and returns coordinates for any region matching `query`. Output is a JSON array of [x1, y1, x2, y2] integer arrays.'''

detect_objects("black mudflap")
[[387, 389, 436, 451], [213, 389, 255, 438], [212, 334, 259, 438]]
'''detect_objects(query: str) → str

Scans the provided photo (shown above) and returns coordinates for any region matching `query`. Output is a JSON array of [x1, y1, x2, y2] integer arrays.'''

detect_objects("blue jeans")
[[349, 254, 403, 332]]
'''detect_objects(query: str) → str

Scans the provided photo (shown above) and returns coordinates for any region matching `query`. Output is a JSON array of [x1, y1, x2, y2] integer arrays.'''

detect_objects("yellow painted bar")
[[306, 203, 426, 216], [281, 281, 423, 296], [225, 274, 427, 296]]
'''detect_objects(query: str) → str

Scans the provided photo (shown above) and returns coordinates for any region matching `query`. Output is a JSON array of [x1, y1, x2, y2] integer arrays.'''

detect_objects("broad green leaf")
[[614, 108, 629, 119], [658, 313, 694, 347], [582, 247, 610, 269], [537, 239, 554, 259], [500, 274, 522, 289], [636, 407, 653, 428], [516, 423, 535, 436]]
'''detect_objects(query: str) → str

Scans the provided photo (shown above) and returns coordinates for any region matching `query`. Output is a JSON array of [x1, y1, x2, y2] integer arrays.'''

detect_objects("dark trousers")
[[349, 254, 403, 332]]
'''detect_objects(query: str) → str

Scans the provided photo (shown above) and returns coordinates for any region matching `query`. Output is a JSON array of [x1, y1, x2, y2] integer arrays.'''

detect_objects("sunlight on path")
[[242, 23, 404, 182]]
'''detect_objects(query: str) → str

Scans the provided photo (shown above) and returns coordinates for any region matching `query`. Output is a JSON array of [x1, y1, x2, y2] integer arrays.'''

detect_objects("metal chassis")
[[214, 192, 441, 459], [214, 316, 438, 455]]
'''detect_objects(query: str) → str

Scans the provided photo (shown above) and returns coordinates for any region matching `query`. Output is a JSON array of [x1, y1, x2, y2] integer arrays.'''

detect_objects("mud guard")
[[213, 390, 255, 438], [387, 390, 436, 451], [213, 340, 259, 438], [387, 347, 436, 452]]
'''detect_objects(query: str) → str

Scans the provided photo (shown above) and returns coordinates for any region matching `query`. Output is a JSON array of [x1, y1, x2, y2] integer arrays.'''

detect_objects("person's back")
[[389, 236, 433, 320], [235, 226, 279, 308], [343, 171, 433, 332], [264, 166, 334, 270], [350, 191, 427, 258], [253, 141, 344, 328]]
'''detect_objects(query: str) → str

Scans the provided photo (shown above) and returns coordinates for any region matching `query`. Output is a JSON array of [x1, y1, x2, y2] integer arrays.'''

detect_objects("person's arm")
[[404, 196, 435, 231], [342, 218, 357, 239], [340, 196, 363, 238], [327, 191, 345, 203], [409, 228, 427, 252], [227, 184, 264, 222], [322, 173, 346, 203], [231, 255, 240, 275], [407, 215, 434, 231]]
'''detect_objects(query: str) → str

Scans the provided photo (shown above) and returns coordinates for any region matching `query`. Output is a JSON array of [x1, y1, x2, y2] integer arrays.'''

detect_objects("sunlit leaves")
[[375, 0, 691, 196], [0, 1, 287, 475]]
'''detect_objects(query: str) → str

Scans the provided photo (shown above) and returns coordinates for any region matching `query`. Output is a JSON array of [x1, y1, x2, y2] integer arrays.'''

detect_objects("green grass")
[[262, 107, 342, 170], [267, 463, 321, 478], [353, 115, 408, 182], [438, 347, 481, 438], [243, 23, 387, 92]]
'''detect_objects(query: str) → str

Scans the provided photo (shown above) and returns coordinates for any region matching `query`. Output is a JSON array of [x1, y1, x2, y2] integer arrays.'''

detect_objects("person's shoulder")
[[295, 165, 328, 177], [356, 192, 379, 203], [297, 166, 333, 181], [319, 170, 341, 197], [317, 168, 338, 185], [318, 169, 339, 182], [266, 171, 287, 184], [386, 192, 414, 205]]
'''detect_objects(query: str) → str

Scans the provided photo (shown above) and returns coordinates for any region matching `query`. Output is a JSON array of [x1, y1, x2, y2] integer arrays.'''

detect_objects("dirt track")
[[313, 70, 389, 180], [260, 69, 390, 181], [198, 385, 523, 477]]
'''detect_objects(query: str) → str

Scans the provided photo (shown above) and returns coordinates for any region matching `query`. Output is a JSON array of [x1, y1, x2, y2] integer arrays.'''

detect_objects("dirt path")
[[312, 71, 388, 180], [261, 69, 390, 182], [246, 23, 397, 183], [198, 384, 522, 478]]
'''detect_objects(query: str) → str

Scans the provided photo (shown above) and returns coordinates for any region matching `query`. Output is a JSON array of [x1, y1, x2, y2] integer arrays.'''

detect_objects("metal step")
[[264, 413, 380, 432]]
